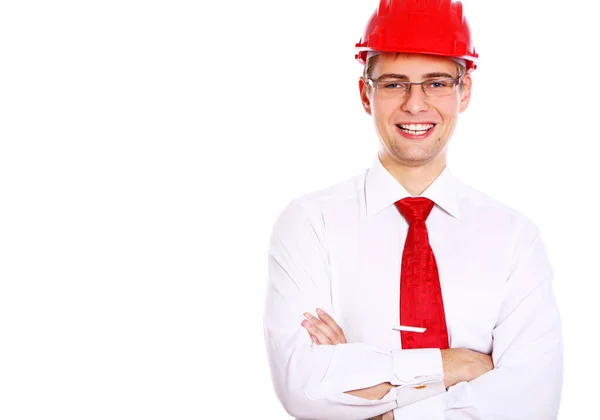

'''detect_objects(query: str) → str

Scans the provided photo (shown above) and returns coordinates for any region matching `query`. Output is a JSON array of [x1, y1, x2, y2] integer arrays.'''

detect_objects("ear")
[[459, 73, 472, 113], [359, 77, 372, 115]]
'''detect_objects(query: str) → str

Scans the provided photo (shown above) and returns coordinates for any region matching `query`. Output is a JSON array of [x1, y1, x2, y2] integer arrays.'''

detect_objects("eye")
[[426, 79, 453, 89], [381, 82, 407, 90]]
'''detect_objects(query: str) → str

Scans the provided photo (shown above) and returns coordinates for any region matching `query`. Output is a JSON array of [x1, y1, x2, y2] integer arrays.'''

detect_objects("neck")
[[379, 152, 447, 196]]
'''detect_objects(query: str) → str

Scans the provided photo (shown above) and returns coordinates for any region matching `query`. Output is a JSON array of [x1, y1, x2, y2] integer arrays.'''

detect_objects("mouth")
[[396, 123, 436, 136]]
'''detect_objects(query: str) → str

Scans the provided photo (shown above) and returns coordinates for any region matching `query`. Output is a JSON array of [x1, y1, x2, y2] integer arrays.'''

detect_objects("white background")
[[0, 0, 597, 418]]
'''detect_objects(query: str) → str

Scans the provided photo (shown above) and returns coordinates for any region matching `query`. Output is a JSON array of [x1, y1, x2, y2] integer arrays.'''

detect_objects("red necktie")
[[395, 197, 449, 349]]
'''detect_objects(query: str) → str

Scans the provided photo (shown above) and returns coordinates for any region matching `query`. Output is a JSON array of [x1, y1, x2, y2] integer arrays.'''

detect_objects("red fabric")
[[395, 197, 449, 349]]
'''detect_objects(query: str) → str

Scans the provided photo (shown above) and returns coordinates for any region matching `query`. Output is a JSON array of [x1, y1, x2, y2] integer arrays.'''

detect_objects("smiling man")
[[263, 1, 563, 419]]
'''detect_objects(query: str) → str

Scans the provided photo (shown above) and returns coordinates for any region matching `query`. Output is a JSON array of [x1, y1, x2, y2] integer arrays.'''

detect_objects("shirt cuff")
[[390, 348, 446, 408]]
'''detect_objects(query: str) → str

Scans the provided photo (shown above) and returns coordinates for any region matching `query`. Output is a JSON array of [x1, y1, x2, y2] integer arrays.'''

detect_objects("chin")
[[393, 146, 430, 159], [400, 157, 433, 167]]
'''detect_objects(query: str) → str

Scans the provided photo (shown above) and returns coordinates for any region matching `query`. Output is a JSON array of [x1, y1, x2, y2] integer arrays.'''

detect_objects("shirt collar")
[[365, 155, 460, 219]]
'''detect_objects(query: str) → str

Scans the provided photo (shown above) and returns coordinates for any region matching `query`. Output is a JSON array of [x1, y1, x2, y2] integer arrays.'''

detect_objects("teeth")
[[399, 123, 434, 130]]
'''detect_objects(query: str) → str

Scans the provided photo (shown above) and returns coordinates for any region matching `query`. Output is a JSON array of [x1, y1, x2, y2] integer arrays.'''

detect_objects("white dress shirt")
[[263, 156, 563, 420]]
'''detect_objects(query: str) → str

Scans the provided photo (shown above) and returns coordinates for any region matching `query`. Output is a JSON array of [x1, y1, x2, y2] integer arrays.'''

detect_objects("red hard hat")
[[355, 0, 479, 71]]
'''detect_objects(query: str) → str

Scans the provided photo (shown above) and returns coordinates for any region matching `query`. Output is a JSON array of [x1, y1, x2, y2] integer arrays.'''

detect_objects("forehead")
[[371, 53, 458, 78]]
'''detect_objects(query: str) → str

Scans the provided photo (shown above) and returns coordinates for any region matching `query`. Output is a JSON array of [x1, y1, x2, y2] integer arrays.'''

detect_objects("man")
[[263, 1, 563, 419]]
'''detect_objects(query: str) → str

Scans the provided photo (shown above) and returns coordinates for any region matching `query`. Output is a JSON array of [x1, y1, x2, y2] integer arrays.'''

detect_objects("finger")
[[316, 308, 347, 343], [300, 321, 320, 344], [304, 322, 332, 344], [301, 319, 332, 344], [304, 312, 338, 342]]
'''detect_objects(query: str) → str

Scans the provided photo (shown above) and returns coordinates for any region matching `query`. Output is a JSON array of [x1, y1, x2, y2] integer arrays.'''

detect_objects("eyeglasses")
[[366, 76, 463, 99]]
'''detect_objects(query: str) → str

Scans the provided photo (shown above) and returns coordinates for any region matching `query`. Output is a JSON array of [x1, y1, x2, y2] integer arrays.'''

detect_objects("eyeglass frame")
[[365, 74, 465, 98]]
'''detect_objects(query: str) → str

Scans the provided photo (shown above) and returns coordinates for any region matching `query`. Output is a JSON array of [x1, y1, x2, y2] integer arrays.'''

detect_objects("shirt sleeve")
[[392, 220, 564, 419], [263, 199, 446, 420]]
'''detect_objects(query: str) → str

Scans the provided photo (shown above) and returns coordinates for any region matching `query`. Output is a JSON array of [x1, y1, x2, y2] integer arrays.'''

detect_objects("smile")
[[396, 123, 435, 135]]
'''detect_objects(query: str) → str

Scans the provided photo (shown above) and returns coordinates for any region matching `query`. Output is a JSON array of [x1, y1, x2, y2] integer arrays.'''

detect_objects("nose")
[[400, 85, 429, 114]]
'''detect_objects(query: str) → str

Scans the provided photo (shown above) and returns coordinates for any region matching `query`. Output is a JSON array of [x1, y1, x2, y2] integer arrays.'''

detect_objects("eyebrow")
[[375, 72, 456, 81], [422, 72, 455, 79]]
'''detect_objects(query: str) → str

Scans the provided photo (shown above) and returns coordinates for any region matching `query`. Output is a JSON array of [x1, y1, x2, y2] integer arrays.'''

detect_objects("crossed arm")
[[302, 309, 494, 419]]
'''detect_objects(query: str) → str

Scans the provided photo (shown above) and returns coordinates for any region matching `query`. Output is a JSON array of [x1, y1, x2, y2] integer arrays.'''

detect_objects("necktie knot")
[[395, 197, 434, 223]]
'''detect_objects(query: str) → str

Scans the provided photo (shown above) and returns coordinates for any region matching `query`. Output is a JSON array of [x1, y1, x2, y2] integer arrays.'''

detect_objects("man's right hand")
[[441, 348, 494, 388]]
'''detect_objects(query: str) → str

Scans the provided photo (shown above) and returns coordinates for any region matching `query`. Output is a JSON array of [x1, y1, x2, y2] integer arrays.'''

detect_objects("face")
[[359, 53, 472, 169]]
